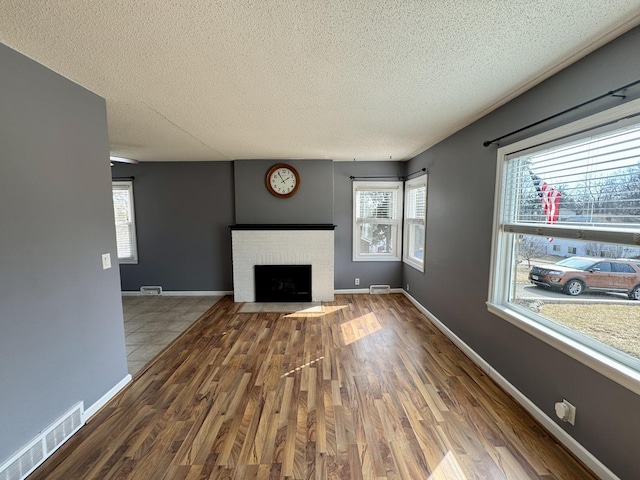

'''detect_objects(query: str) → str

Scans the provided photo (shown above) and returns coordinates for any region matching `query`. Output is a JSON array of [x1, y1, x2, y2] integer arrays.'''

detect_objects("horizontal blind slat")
[[503, 223, 640, 246]]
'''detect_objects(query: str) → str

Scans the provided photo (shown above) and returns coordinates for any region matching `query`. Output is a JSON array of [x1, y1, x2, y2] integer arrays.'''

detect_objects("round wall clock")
[[266, 163, 300, 198]]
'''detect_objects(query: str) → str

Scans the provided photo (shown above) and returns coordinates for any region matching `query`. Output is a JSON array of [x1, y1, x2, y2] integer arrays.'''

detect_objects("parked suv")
[[529, 256, 640, 299]]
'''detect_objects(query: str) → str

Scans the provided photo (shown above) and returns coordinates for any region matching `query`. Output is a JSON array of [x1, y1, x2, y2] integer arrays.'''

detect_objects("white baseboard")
[[334, 288, 404, 294], [402, 290, 620, 480], [121, 290, 232, 297], [83, 374, 132, 422], [335, 288, 372, 294]]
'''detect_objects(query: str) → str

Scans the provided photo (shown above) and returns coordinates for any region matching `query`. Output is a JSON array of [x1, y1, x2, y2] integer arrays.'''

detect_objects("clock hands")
[[267, 165, 298, 197], [278, 171, 294, 185]]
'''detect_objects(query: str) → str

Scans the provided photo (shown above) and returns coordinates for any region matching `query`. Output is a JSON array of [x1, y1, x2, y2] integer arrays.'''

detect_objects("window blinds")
[[502, 122, 640, 246], [112, 181, 136, 261], [355, 183, 401, 224], [405, 182, 426, 225]]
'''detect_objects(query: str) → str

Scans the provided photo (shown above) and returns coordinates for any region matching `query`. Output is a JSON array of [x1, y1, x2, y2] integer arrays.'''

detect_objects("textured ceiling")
[[2, 1, 640, 162]]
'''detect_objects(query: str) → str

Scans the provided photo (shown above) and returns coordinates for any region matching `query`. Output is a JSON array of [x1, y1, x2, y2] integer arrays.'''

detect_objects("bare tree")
[[517, 235, 549, 267], [584, 242, 633, 258], [563, 164, 640, 221]]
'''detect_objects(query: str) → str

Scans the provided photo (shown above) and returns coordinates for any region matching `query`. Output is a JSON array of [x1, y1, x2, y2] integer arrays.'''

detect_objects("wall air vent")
[[0, 402, 84, 480], [140, 286, 162, 295], [369, 285, 391, 294]]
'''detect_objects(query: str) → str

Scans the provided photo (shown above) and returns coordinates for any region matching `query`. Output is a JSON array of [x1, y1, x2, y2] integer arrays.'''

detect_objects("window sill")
[[353, 255, 401, 262], [403, 258, 424, 272], [486, 301, 640, 396], [118, 259, 138, 265]]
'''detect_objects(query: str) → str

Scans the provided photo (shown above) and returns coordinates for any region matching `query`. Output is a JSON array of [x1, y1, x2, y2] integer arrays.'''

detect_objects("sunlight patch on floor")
[[280, 356, 325, 378], [428, 451, 468, 480], [285, 305, 348, 318], [340, 312, 382, 345]]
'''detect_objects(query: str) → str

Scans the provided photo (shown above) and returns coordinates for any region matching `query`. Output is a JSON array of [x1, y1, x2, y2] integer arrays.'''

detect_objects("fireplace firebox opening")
[[255, 265, 312, 302]]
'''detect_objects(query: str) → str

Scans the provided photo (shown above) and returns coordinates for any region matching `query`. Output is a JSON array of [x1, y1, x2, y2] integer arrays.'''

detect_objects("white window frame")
[[403, 174, 427, 272], [353, 181, 403, 262], [489, 97, 640, 395], [112, 180, 138, 264]]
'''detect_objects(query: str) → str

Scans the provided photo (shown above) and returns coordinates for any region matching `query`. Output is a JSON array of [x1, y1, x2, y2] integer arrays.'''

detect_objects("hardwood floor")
[[29, 294, 597, 479]]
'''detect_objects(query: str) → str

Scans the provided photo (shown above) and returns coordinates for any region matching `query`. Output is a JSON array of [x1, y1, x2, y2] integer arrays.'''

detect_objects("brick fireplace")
[[230, 225, 335, 303]]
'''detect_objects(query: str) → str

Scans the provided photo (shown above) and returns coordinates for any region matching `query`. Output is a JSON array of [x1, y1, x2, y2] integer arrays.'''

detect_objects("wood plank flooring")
[[28, 294, 597, 480]]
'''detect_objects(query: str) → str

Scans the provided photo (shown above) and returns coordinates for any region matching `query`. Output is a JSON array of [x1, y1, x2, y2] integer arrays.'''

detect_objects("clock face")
[[266, 164, 300, 198]]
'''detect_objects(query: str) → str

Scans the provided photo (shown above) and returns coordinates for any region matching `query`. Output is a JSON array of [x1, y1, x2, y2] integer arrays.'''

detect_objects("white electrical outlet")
[[406, 284, 410, 292], [555, 399, 576, 425], [101, 253, 111, 270], [355, 278, 360, 286]]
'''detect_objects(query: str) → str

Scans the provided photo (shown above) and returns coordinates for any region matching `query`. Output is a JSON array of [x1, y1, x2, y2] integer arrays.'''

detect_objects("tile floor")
[[237, 302, 322, 313], [122, 295, 222, 375]]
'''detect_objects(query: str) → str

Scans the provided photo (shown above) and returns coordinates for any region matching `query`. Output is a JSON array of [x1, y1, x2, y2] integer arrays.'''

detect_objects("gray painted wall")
[[333, 161, 404, 289], [234, 160, 333, 224], [116, 159, 403, 293], [111, 162, 235, 292], [0, 44, 128, 461], [405, 27, 640, 479]]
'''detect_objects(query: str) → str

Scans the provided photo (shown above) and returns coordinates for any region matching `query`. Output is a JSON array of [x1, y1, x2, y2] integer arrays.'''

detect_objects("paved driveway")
[[515, 283, 637, 304]]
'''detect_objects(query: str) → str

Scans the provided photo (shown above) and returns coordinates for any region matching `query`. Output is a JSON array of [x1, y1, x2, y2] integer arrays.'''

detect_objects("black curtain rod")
[[350, 175, 401, 180], [483, 78, 640, 147], [112, 176, 135, 181], [405, 167, 427, 179], [505, 111, 640, 157], [350, 168, 426, 181]]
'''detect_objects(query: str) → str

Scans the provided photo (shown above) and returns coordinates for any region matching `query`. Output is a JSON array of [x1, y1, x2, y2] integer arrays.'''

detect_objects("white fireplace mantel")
[[230, 225, 335, 303]]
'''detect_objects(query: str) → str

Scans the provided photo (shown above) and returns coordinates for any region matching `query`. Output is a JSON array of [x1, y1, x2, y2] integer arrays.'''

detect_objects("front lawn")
[[541, 304, 640, 359]]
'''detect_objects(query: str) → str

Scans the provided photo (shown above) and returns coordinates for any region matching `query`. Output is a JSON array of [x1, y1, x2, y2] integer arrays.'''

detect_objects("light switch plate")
[[102, 253, 111, 270]]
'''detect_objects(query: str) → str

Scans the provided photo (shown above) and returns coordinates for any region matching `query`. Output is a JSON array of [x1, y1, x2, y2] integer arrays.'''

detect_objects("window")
[[403, 175, 427, 271], [353, 181, 403, 261], [112, 181, 138, 263], [490, 99, 640, 392], [613, 262, 635, 273]]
